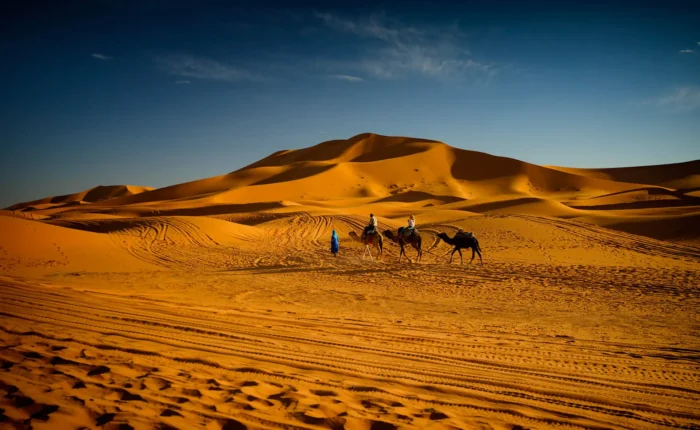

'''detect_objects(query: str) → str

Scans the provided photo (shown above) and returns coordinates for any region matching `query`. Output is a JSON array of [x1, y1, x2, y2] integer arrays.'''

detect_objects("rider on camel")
[[364, 213, 378, 237], [456, 228, 473, 238], [405, 215, 416, 236]]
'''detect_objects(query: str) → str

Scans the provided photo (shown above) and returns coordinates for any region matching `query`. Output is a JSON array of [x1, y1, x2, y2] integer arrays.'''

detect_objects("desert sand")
[[1, 133, 698, 430]]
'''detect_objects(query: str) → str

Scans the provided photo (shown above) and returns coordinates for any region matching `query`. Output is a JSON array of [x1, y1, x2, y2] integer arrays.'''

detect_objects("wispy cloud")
[[329, 74, 363, 82], [679, 49, 695, 54], [314, 12, 420, 42], [154, 55, 262, 82], [314, 12, 494, 81], [656, 86, 700, 113], [175, 80, 191, 84], [91, 53, 113, 61]]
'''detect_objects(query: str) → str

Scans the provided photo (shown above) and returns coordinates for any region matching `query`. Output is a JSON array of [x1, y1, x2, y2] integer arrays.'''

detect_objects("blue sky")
[[1, 0, 699, 207]]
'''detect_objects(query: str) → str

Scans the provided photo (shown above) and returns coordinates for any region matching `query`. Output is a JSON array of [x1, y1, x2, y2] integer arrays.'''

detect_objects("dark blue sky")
[[1, 0, 699, 207]]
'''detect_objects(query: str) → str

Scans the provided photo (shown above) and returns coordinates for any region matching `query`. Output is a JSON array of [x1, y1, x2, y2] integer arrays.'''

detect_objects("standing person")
[[330, 230, 339, 257]]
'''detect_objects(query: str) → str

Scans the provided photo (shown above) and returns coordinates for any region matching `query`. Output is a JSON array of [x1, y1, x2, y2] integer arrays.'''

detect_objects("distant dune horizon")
[[7, 133, 700, 212], [6, 133, 700, 246]]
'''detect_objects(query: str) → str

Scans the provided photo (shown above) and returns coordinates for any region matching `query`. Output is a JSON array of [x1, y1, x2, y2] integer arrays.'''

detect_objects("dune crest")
[[546, 160, 700, 190]]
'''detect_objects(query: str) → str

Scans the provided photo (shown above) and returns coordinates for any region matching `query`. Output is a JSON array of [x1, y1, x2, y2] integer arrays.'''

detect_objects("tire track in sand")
[[1, 279, 698, 430]]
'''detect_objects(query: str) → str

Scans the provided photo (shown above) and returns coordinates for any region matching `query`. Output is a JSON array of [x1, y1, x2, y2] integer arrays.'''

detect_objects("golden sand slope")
[[1, 133, 699, 429], [1, 209, 699, 429], [0, 216, 154, 274]]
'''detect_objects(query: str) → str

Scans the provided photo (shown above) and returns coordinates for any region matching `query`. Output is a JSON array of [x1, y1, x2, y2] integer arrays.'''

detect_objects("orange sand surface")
[[1, 133, 699, 429]]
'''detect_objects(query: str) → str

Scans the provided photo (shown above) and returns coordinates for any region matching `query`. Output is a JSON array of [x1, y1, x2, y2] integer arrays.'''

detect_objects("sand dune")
[[1, 133, 698, 429], [0, 216, 156, 275], [8, 185, 154, 212], [546, 160, 700, 191], [9, 134, 694, 215], [34, 133, 648, 209]]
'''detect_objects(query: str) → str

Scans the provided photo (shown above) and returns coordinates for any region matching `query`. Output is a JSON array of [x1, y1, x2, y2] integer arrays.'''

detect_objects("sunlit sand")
[[1, 133, 698, 429]]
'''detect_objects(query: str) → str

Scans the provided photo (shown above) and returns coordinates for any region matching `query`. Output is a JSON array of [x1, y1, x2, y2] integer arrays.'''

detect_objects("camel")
[[436, 232, 482, 265], [349, 231, 383, 261], [383, 229, 422, 263]]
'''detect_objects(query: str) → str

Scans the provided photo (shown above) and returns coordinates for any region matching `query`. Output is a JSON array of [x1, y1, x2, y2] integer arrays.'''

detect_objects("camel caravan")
[[348, 214, 483, 264]]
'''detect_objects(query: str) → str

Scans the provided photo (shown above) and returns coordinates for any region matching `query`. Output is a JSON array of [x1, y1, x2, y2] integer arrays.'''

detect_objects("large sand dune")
[[1, 133, 699, 429]]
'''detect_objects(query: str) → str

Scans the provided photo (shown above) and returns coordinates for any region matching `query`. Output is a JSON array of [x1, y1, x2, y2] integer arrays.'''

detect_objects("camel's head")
[[382, 229, 394, 238], [437, 232, 449, 241], [348, 231, 359, 241]]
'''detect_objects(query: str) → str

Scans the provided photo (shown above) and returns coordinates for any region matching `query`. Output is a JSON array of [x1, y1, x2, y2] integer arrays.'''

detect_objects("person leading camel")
[[330, 230, 339, 257]]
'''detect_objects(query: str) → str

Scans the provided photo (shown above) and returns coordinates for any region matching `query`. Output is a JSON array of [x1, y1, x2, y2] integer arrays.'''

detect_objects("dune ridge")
[[8, 184, 154, 211], [546, 160, 700, 190]]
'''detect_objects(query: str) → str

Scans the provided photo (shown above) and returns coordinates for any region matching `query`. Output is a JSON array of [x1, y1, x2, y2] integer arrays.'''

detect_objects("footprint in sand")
[[95, 412, 116, 426], [221, 419, 247, 430], [87, 365, 110, 376]]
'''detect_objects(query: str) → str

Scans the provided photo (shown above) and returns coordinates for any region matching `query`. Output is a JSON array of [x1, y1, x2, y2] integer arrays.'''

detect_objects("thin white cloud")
[[330, 74, 363, 82], [656, 86, 700, 113], [314, 12, 494, 81], [314, 12, 418, 42], [679, 49, 695, 54], [91, 53, 113, 61], [175, 80, 191, 84], [154, 55, 262, 82]]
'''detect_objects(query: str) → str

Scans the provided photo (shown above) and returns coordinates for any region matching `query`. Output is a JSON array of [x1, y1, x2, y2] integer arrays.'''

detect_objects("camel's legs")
[[401, 245, 414, 263], [403, 245, 413, 263], [475, 247, 483, 264], [362, 245, 367, 260], [449, 248, 457, 263], [458, 248, 463, 265], [366, 245, 374, 261], [470, 247, 475, 264]]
